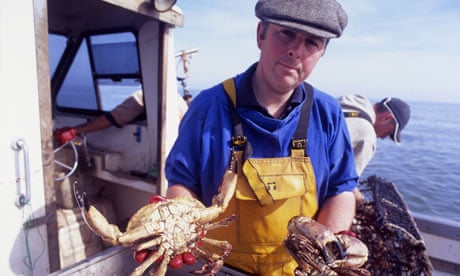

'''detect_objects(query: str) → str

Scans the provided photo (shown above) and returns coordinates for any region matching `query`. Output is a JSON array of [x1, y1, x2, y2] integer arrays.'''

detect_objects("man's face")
[[374, 112, 397, 139], [256, 22, 327, 93]]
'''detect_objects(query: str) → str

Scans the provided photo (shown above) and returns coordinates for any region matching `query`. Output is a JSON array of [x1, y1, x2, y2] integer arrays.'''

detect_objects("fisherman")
[[164, 0, 358, 274], [339, 94, 411, 201]]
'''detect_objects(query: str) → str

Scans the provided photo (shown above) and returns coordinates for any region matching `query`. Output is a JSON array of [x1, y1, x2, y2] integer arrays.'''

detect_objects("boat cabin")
[[1, 0, 187, 274]]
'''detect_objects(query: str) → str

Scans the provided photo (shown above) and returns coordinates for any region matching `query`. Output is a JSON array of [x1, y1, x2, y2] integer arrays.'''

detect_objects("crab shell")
[[122, 197, 209, 250], [86, 197, 213, 245]]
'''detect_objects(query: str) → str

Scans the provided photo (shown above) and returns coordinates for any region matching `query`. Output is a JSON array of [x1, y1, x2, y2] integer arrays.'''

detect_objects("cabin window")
[[53, 32, 142, 113], [49, 34, 67, 77]]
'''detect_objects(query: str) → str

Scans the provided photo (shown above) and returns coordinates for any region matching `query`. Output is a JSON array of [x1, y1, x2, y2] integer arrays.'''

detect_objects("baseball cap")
[[381, 97, 411, 144], [255, 0, 348, 38]]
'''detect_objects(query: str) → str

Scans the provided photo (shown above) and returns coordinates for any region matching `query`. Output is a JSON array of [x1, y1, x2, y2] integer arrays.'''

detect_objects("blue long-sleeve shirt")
[[165, 63, 358, 207]]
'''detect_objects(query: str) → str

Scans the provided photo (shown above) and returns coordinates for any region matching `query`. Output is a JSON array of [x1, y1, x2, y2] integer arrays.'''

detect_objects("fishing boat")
[[414, 212, 460, 275], [1, 0, 458, 275]]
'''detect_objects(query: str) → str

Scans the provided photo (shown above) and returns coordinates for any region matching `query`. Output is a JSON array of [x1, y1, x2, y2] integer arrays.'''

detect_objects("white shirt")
[[338, 94, 376, 175]]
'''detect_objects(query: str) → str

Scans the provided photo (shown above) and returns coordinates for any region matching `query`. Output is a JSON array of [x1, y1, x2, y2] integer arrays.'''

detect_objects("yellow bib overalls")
[[206, 79, 319, 275]]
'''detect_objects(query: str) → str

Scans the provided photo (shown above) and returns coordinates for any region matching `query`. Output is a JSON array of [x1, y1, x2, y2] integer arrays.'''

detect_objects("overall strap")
[[343, 111, 373, 124], [291, 83, 314, 157], [222, 78, 253, 159]]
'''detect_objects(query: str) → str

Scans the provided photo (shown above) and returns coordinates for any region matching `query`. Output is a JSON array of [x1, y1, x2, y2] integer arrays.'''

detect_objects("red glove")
[[134, 249, 151, 263], [134, 250, 196, 268], [149, 195, 167, 204], [53, 127, 77, 145], [336, 230, 356, 238]]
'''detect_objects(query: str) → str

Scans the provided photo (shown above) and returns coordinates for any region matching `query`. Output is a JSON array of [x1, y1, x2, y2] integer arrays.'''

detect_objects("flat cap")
[[255, 0, 348, 38]]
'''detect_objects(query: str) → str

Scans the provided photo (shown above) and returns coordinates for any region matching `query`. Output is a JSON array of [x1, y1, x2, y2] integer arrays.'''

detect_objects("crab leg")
[[132, 247, 167, 276], [285, 233, 323, 272], [118, 223, 163, 245], [85, 205, 122, 245], [203, 214, 237, 232], [192, 238, 232, 275], [211, 150, 242, 210], [134, 236, 163, 251], [201, 237, 232, 257]]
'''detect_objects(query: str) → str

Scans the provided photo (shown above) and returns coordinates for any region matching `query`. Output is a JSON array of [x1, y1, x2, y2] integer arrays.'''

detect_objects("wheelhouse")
[[1, 0, 185, 274]]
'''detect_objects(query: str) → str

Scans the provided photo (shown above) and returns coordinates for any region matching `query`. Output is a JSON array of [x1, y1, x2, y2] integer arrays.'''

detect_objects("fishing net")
[[352, 175, 433, 275]]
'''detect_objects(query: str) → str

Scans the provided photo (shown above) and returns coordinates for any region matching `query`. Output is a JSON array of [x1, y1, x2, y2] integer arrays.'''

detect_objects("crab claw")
[[84, 205, 122, 245], [324, 239, 346, 264], [332, 233, 368, 268], [212, 150, 242, 210], [287, 216, 339, 262]]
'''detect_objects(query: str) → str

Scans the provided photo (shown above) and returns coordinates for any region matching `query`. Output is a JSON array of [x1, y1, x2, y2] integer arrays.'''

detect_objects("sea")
[[361, 100, 460, 223]]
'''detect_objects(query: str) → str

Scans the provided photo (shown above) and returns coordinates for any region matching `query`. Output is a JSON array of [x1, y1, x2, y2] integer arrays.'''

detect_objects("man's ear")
[[383, 111, 394, 123], [256, 21, 264, 48]]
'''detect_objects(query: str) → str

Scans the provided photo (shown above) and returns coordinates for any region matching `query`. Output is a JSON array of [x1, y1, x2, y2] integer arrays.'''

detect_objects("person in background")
[[53, 90, 188, 144], [339, 94, 411, 201], [164, 0, 359, 274]]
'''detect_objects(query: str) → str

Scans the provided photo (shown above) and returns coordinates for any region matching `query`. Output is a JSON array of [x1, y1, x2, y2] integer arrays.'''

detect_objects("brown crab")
[[284, 216, 370, 276], [81, 153, 240, 276]]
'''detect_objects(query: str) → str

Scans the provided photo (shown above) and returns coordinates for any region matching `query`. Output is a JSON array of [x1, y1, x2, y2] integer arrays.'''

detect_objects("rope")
[[22, 202, 46, 276]]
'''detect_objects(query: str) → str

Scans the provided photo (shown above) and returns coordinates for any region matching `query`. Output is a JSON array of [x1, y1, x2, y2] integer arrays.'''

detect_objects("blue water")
[[362, 101, 460, 223]]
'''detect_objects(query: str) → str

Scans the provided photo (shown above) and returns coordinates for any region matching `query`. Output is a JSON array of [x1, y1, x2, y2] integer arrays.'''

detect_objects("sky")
[[173, 0, 460, 104]]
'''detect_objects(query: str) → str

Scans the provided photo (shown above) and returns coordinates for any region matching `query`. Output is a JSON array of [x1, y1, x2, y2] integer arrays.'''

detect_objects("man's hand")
[[53, 127, 77, 145]]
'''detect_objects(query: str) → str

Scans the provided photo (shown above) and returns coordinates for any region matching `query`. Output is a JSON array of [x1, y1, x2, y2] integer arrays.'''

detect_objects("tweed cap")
[[380, 97, 411, 144], [255, 0, 348, 38]]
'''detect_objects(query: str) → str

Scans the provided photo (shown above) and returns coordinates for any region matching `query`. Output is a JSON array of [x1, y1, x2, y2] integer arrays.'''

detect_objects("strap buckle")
[[232, 135, 247, 147], [291, 139, 306, 149]]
